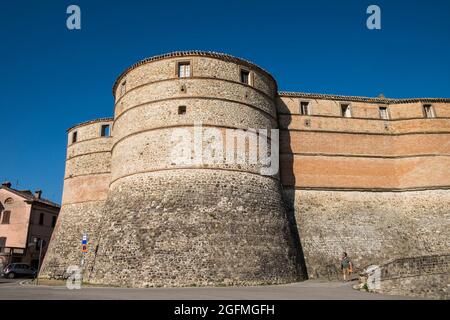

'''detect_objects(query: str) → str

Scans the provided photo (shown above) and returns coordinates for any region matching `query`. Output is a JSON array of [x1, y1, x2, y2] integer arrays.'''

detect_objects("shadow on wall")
[[277, 99, 309, 280]]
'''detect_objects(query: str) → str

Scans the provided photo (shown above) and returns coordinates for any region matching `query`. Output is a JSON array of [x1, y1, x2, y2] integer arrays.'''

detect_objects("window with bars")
[[300, 101, 310, 115], [178, 62, 191, 78], [379, 107, 389, 120]]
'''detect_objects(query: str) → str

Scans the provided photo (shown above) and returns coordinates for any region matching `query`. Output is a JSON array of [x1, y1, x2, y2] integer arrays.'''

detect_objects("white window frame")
[[423, 104, 435, 118], [177, 61, 191, 78], [379, 106, 389, 120], [300, 101, 311, 115], [341, 103, 352, 118]]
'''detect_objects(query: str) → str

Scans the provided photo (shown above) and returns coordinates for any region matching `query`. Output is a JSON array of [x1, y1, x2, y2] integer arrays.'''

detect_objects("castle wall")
[[40, 119, 113, 278], [278, 95, 450, 278], [375, 254, 450, 299], [41, 52, 450, 286], [283, 189, 450, 279], [88, 53, 303, 287]]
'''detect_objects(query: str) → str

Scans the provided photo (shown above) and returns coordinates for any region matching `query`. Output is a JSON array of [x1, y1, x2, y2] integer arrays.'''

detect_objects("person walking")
[[340, 252, 353, 281]]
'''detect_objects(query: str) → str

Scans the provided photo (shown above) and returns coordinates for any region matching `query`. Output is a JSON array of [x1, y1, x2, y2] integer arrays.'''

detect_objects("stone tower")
[[41, 51, 304, 287], [40, 118, 113, 278]]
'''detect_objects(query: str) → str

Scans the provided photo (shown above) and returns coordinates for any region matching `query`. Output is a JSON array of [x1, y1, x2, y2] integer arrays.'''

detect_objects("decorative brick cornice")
[[112, 51, 277, 97], [278, 91, 450, 104]]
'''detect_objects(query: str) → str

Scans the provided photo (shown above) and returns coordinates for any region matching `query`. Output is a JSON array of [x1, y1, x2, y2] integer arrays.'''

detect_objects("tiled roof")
[[278, 91, 450, 104], [66, 117, 114, 133], [0, 186, 60, 208], [112, 50, 277, 96]]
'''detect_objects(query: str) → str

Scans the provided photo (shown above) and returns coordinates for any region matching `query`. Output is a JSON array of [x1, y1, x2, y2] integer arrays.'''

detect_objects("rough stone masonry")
[[40, 51, 450, 290]]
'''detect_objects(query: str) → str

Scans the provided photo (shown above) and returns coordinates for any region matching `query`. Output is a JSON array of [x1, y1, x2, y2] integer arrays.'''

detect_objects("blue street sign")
[[82, 234, 88, 253]]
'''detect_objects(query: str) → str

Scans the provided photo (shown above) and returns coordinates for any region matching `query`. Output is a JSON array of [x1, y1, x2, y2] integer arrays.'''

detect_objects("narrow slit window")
[[240, 69, 250, 84], [178, 62, 191, 78], [101, 124, 110, 137], [423, 104, 435, 118], [72, 131, 78, 144], [341, 104, 352, 118], [379, 107, 389, 120], [178, 106, 186, 115], [300, 101, 310, 115], [51, 216, 57, 228], [120, 81, 126, 96], [39, 213, 44, 225]]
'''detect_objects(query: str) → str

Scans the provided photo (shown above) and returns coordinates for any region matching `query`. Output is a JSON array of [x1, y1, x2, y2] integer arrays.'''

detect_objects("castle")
[[40, 51, 450, 287]]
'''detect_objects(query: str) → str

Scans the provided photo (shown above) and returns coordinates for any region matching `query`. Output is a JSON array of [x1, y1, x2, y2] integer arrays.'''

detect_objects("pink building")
[[0, 182, 60, 270]]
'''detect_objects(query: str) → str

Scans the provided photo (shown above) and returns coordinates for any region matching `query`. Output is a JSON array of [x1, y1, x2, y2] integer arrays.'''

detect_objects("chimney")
[[2, 181, 12, 188], [34, 190, 42, 199]]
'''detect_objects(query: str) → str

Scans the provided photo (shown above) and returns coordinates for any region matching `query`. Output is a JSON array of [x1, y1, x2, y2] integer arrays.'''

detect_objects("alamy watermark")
[[365, 265, 382, 290], [66, 5, 81, 30], [66, 265, 82, 289], [170, 122, 279, 176], [367, 5, 381, 30]]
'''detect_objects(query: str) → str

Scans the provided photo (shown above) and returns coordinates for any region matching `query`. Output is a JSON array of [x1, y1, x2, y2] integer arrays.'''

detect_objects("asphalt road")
[[0, 279, 411, 300]]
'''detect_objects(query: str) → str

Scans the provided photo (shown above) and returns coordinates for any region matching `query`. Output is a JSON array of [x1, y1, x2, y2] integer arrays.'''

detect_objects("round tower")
[[90, 51, 302, 286], [40, 118, 113, 278]]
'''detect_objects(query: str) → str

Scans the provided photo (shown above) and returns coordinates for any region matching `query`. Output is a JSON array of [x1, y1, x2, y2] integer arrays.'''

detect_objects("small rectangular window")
[[178, 106, 187, 115], [423, 104, 435, 118], [120, 81, 126, 96], [51, 216, 57, 228], [300, 101, 310, 115], [379, 107, 389, 120], [1, 211, 11, 224], [341, 104, 352, 118], [0, 237, 6, 248], [178, 62, 191, 78], [72, 131, 77, 143], [101, 124, 110, 137], [240, 69, 250, 85], [39, 213, 44, 225]]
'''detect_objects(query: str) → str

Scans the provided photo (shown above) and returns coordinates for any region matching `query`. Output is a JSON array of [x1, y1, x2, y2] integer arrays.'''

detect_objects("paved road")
[[0, 279, 410, 300]]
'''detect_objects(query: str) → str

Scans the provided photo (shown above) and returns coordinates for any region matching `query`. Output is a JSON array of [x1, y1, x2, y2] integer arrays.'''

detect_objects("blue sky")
[[0, 0, 449, 203]]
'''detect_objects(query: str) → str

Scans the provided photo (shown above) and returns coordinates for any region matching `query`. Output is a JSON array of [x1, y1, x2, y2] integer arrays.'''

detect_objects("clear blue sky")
[[0, 0, 449, 203]]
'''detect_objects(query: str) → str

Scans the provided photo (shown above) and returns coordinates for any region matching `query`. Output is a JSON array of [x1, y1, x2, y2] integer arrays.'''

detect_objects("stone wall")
[[278, 92, 450, 281], [376, 254, 450, 299], [90, 170, 302, 287], [40, 119, 113, 278], [85, 52, 303, 287], [283, 189, 450, 279]]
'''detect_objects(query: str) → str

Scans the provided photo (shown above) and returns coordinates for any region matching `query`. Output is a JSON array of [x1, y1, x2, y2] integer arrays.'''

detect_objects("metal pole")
[[36, 240, 43, 286]]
